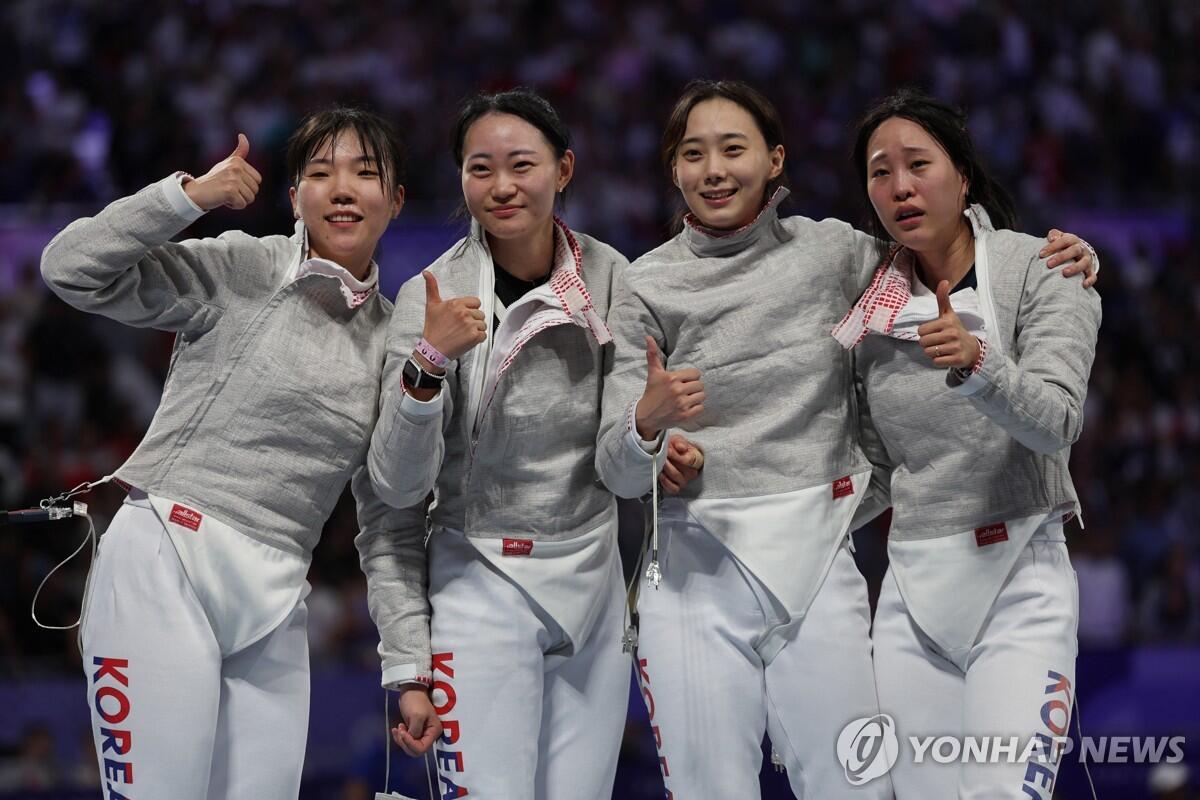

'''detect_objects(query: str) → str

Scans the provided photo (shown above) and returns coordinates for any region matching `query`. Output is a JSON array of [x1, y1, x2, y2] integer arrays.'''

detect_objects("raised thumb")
[[936, 279, 953, 317], [423, 270, 442, 304], [231, 133, 249, 160], [645, 335, 664, 373]]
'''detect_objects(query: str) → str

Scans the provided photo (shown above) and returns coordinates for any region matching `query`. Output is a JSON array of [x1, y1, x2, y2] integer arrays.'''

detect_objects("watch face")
[[402, 359, 420, 386], [403, 358, 442, 389]]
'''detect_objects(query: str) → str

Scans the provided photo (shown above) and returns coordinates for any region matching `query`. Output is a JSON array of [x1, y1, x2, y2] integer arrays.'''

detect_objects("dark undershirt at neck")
[[952, 265, 977, 293], [493, 262, 549, 330], [918, 264, 977, 294]]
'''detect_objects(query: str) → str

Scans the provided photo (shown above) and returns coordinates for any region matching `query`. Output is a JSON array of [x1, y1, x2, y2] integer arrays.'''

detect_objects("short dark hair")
[[451, 88, 570, 167], [660, 80, 787, 194], [286, 105, 406, 191], [852, 88, 1017, 245]]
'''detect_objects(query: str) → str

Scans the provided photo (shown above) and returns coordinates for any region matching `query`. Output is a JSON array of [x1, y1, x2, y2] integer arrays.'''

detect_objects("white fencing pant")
[[874, 532, 1079, 799], [80, 499, 309, 800], [635, 517, 888, 799], [427, 531, 630, 799]]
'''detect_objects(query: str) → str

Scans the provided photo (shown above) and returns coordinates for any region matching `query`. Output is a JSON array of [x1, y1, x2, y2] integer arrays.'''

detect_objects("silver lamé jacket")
[[40, 175, 430, 684]]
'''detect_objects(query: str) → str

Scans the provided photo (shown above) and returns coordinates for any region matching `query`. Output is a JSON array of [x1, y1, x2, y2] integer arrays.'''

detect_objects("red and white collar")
[[683, 186, 789, 239], [547, 217, 613, 345], [290, 220, 379, 309], [832, 240, 988, 350]]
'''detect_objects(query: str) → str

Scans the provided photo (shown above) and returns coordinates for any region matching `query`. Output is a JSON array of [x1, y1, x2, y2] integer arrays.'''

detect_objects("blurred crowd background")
[[1, 0, 1197, 798]]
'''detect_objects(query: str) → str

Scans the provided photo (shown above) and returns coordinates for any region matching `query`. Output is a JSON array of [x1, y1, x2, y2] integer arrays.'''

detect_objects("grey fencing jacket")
[[597, 189, 881, 501], [847, 206, 1102, 542], [369, 219, 627, 540], [40, 175, 431, 685]]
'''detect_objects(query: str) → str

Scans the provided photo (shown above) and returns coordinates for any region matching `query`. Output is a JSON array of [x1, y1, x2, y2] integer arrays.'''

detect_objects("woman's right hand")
[[418, 271, 487, 369], [183, 134, 262, 211], [635, 336, 705, 439]]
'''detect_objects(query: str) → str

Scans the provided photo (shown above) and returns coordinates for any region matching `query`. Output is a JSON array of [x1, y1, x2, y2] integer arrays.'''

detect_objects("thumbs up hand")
[[415, 270, 486, 369], [634, 336, 706, 439], [183, 134, 262, 211], [916, 280, 981, 368]]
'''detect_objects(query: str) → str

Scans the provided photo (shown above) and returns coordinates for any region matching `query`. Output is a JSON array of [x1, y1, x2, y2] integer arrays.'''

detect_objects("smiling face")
[[671, 97, 784, 230], [865, 116, 969, 254], [460, 112, 573, 245], [289, 131, 403, 279]]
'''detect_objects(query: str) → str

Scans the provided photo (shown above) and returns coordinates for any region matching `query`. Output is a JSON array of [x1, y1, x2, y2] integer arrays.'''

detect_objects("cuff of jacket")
[[163, 172, 207, 222], [623, 401, 669, 467], [382, 663, 433, 690], [399, 384, 443, 419], [947, 339, 996, 396]]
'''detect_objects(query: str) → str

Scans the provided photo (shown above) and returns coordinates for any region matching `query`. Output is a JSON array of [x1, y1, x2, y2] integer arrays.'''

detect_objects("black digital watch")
[[402, 358, 446, 390]]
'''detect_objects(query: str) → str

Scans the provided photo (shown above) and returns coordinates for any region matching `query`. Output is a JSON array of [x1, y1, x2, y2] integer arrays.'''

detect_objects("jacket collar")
[[467, 216, 612, 345], [290, 220, 379, 309], [964, 203, 995, 236], [681, 186, 790, 258]]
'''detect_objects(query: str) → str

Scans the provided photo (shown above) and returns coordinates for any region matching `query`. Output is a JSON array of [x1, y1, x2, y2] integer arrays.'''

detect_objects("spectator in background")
[[0, 724, 59, 792], [1073, 525, 1133, 648], [0, 2, 1197, 792], [1140, 542, 1200, 642], [1149, 762, 1196, 800], [66, 729, 99, 790], [5, 2, 1198, 661]]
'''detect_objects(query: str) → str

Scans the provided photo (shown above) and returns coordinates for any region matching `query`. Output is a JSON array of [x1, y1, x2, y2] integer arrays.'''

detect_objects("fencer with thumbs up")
[[840, 89, 1102, 798], [40, 107, 440, 798], [367, 88, 697, 798]]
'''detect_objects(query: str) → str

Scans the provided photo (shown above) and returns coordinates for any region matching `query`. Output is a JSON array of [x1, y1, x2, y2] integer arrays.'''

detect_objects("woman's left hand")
[[392, 686, 443, 757], [917, 281, 982, 369], [1040, 230, 1098, 288], [660, 435, 704, 494]]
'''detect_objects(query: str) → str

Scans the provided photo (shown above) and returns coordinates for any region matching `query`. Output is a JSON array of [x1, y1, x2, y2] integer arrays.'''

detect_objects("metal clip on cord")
[[4, 475, 115, 638], [40, 475, 113, 509], [620, 620, 638, 654], [644, 450, 662, 589], [0, 477, 112, 525]]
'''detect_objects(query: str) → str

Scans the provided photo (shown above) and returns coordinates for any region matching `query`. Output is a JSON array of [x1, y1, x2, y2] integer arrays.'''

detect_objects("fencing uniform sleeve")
[[39, 173, 247, 335], [849, 360, 892, 530], [369, 272, 455, 509], [595, 269, 669, 499], [847, 223, 886, 296], [351, 464, 432, 688], [947, 253, 1102, 455]]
